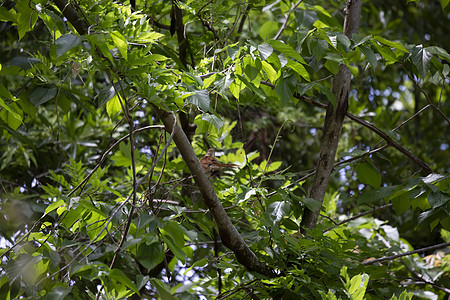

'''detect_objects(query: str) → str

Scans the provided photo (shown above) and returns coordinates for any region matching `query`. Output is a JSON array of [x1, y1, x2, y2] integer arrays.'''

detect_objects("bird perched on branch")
[[199, 148, 238, 178]]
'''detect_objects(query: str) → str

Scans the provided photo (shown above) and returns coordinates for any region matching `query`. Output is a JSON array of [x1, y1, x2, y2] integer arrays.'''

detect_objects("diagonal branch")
[[152, 105, 276, 277], [261, 80, 433, 174], [274, 0, 303, 40]]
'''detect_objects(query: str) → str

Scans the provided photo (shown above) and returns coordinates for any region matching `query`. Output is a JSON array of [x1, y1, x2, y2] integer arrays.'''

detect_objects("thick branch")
[[53, 0, 88, 35], [300, 0, 363, 232], [152, 105, 276, 277]]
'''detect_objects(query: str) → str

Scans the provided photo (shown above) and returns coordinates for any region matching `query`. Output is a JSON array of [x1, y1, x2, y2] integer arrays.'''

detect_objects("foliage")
[[0, 0, 449, 299]]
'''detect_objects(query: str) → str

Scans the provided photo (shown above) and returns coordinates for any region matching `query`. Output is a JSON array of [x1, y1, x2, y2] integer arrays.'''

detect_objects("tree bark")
[[153, 106, 276, 277], [300, 0, 363, 232]]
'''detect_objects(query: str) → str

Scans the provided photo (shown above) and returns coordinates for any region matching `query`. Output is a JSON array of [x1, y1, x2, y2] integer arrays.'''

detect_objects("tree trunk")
[[300, 0, 363, 231]]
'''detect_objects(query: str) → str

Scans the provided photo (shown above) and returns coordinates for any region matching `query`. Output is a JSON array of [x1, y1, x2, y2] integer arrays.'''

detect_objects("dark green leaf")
[[357, 186, 397, 205], [43, 286, 73, 300], [411, 46, 433, 77], [428, 191, 448, 208], [302, 197, 322, 211], [29, 87, 56, 106], [391, 192, 410, 215], [294, 10, 318, 28], [359, 46, 378, 68], [136, 242, 164, 270], [97, 85, 116, 107], [236, 74, 266, 100], [268, 40, 307, 65], [316, 83, 336, 108], [355, 162, 381, 189], [110, 269, 139, 294], [55, 34, 81, 58]]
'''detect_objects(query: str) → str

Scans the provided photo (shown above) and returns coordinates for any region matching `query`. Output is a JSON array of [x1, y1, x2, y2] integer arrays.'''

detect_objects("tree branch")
[[152, 105, 276, 277], [52, 0, 88, 35], [274, 0, 303, 40], [263, 80, 433, 176], [362, 242, 450, 266]]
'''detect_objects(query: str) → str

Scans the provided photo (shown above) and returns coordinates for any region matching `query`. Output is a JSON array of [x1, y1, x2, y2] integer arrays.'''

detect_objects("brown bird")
[[199, 148, 238, 178]]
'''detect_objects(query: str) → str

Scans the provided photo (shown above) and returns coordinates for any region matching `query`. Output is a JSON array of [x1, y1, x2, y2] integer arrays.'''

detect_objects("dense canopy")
[[0, 0, 449, 299]]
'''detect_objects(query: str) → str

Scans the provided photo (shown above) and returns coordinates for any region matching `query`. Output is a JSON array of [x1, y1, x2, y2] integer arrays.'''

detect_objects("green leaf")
[[163, 222, 186, 249], [259, 21, 279, 40], [428, 191, 448, 208], [137, 242, 164, 270], [310, 38, 328, 61], [324, 59, 339, 74], [316, 83, 336, 108], [150, 279, 177, 300], [268, 201, 291, 224], [106, 95, 122, 117], [411, 46, 433, 77], [275, 76, 294, 106], [161, 234, 186, 264], [110, 31, 128, 60], [294, 9, 318, 28], [16, 1, 37, 40], [187, 90, 210, 111], [55, 34, 81, 58], [425, 46, 450, 62], [110, 269, 139, 294], [357, 186, 397, 205], [355, 162, 381, 188], [359, 46, 378, 68], [391, 192, 410, 215], [97, 85, 116, 107], [418, 208, 446, 230], [258, 43, 274, 60], [0, 98, 22, 130], [236, 74, 266, 100], [44, 286, 73, 300], [88, 34, 113, 62], [136, 31, 164, 43], [44, 199, 66, 216], [268, 40, 307, 65], [286, 59, 310, 81], [440, 0, 450, 9], [302, 197, 322, 211], [261, 61, 279, 82], [374, 36, 409, 53], [371, 41, 397, 65], [244, 59, 260, 81], [183, 258, 208, 275], [29, 87, 56, 106], [201, 113, 224, 130], [0, 6, 18, 23], [202, 73, 216, 88]]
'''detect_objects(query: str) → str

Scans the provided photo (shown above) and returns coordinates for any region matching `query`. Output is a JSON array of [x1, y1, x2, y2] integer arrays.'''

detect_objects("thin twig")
[[67, 125, 163, 197], [402, 65, 450, 125], [324, 203, 392, 232], [362, 242, 450, 266], [260, 80, 433, 173], [274, 0, 303, 40]]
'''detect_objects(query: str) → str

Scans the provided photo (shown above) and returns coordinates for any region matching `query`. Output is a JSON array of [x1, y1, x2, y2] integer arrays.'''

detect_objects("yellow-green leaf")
[[110, 31, 128, 60]]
